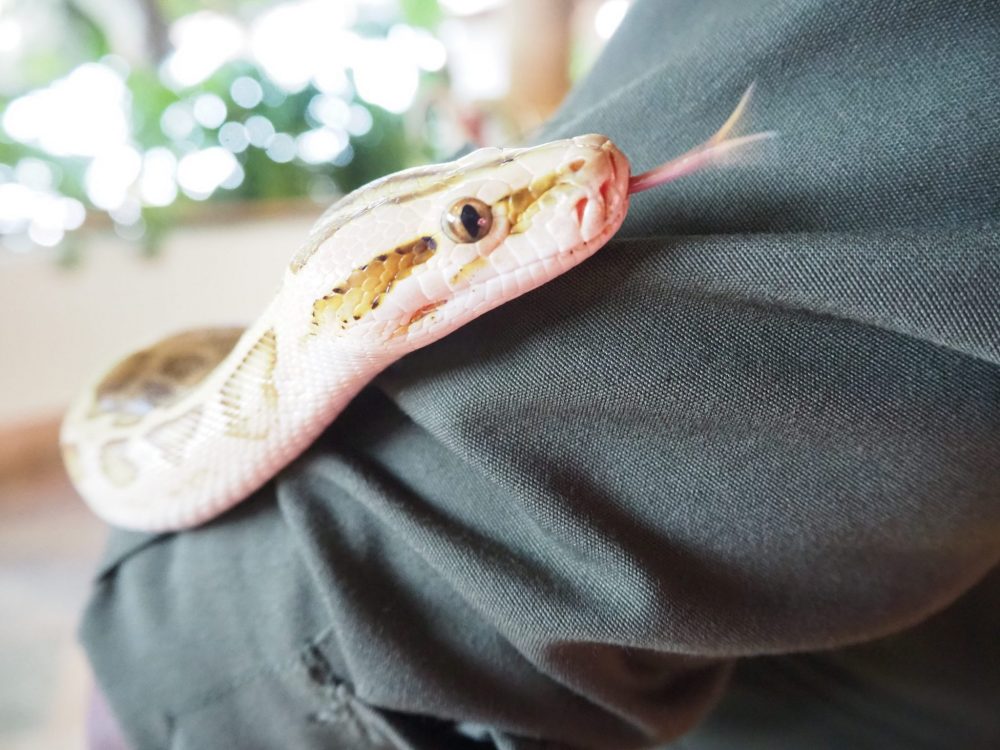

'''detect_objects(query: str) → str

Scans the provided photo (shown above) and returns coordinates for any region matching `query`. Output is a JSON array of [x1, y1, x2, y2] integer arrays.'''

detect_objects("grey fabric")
[[80, 0, 1000, 748]]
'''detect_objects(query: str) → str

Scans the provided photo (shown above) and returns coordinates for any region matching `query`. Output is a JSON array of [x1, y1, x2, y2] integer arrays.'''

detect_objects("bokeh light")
[[230, 77, 264, 109], [84, 146, 142, 211], [161, 12, 245, 89], [388, 25, 448, 72], [0, 17, 23, 54], [0, 0, 620, 254], [218, 122, 250, 153], [245, 115, 276, 148], [0, 1, 458, 253], [309, 94, 350, 129], [176, 147, 239, 200], [249, 0, 356, 93], [595, 0, 630, 40], [265, 133, 297, 163], [2, 63, 129, 157], [160, 102, 196, 140], [15, 158, 57, 192], [192, 94, 228, 129], [297, 128, 350, 165], [139, 148, 179, 207], [353, 38, 421, 114], [347, 105, 374, 137]]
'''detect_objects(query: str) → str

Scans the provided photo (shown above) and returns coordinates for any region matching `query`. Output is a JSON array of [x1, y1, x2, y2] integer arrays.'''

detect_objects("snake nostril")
[[574, 198, 588, 224]]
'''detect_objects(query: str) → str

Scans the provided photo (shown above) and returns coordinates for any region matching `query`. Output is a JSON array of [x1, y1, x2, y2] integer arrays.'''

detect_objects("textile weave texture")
[[81, 1, 1000, 747]]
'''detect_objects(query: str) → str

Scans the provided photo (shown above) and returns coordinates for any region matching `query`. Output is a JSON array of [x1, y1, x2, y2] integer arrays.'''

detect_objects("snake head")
[[436, 134, 630, 279], [296, 134, 631, 354]]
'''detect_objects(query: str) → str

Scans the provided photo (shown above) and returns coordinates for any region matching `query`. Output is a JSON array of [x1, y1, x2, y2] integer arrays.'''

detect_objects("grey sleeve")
[[80, 1, 1000, 748]]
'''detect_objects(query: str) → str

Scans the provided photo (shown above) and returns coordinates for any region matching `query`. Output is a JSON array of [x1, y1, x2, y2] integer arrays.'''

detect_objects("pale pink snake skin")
[[61, 87, 771, 531]]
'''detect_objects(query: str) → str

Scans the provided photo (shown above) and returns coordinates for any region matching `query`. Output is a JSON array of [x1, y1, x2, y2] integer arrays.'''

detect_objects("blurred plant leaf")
[[400, 0, 442, 29], [63, 0, 112, 60], [128, 69, 181, 148], [1, 0, 449, 263]]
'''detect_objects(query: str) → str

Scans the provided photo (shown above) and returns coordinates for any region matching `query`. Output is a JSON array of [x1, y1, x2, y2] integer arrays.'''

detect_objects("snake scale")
[[61, 86, 771, 531]]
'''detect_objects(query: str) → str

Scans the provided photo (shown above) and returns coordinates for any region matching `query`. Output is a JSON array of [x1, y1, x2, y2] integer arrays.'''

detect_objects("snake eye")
[[442, 198, 493, 243]]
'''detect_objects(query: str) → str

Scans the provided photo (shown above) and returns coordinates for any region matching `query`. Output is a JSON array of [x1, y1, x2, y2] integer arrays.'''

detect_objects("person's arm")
[[81, 1, 1000, 747]]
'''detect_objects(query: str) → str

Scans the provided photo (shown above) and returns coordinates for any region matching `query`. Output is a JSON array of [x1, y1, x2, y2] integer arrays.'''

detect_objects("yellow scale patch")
[[219, 329, 279, 440], [145, 406, 205, 465], [504, 172, 559, 234], [312, 236, 437, 330], [450, 256, 488, 286], [100, 439, 138, 487]]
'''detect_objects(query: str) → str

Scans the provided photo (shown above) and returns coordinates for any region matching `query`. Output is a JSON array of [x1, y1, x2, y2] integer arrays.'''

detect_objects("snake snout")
[[573, 145, 629, 240], [575, 178, 614, 238]]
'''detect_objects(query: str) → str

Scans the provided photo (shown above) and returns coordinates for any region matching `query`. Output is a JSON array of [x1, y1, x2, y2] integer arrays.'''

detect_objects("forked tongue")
[[628, 83, 776, 194]]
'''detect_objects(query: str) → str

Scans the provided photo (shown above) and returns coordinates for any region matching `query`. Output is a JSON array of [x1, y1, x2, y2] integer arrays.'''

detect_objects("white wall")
[[0, 210, 316, 426]]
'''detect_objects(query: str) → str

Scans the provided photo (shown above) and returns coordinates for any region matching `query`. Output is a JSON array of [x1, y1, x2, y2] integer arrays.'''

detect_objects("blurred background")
[[0, 0, 631, 746]]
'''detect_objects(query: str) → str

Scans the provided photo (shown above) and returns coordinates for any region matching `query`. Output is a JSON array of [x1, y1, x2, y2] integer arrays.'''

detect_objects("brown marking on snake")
[[95, 351, 152, 397], [146, 406, 204, 465], [219, 328, 278, 440], [92, 328, 243, 423], [100, 440, 138, 487], [311, 236, 437, 331], [160, 353, 209, 382], [93, 351, 156, 425]]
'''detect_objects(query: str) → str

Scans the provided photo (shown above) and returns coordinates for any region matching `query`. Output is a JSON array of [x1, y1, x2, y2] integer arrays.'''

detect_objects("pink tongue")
[[627, 131, 776, 194]]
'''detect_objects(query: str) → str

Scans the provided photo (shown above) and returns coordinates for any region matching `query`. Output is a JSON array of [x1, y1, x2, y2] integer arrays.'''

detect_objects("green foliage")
[[0, 1, 447, 259], [63, 0, 112, 60], [158, 0, 226, 22], [14, 0, 113, 89], [127, 69, 181, 148], [400, 0, 443, 30], [336, 107, 410, 191]]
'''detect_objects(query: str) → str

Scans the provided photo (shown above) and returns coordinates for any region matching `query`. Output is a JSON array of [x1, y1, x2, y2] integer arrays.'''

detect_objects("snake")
[[61, 86, 771, 531]]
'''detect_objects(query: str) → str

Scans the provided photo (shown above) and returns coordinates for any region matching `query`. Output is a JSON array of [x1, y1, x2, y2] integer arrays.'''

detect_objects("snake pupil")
[[460, 204, 482, 239], [442, 197, 493, 243]]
